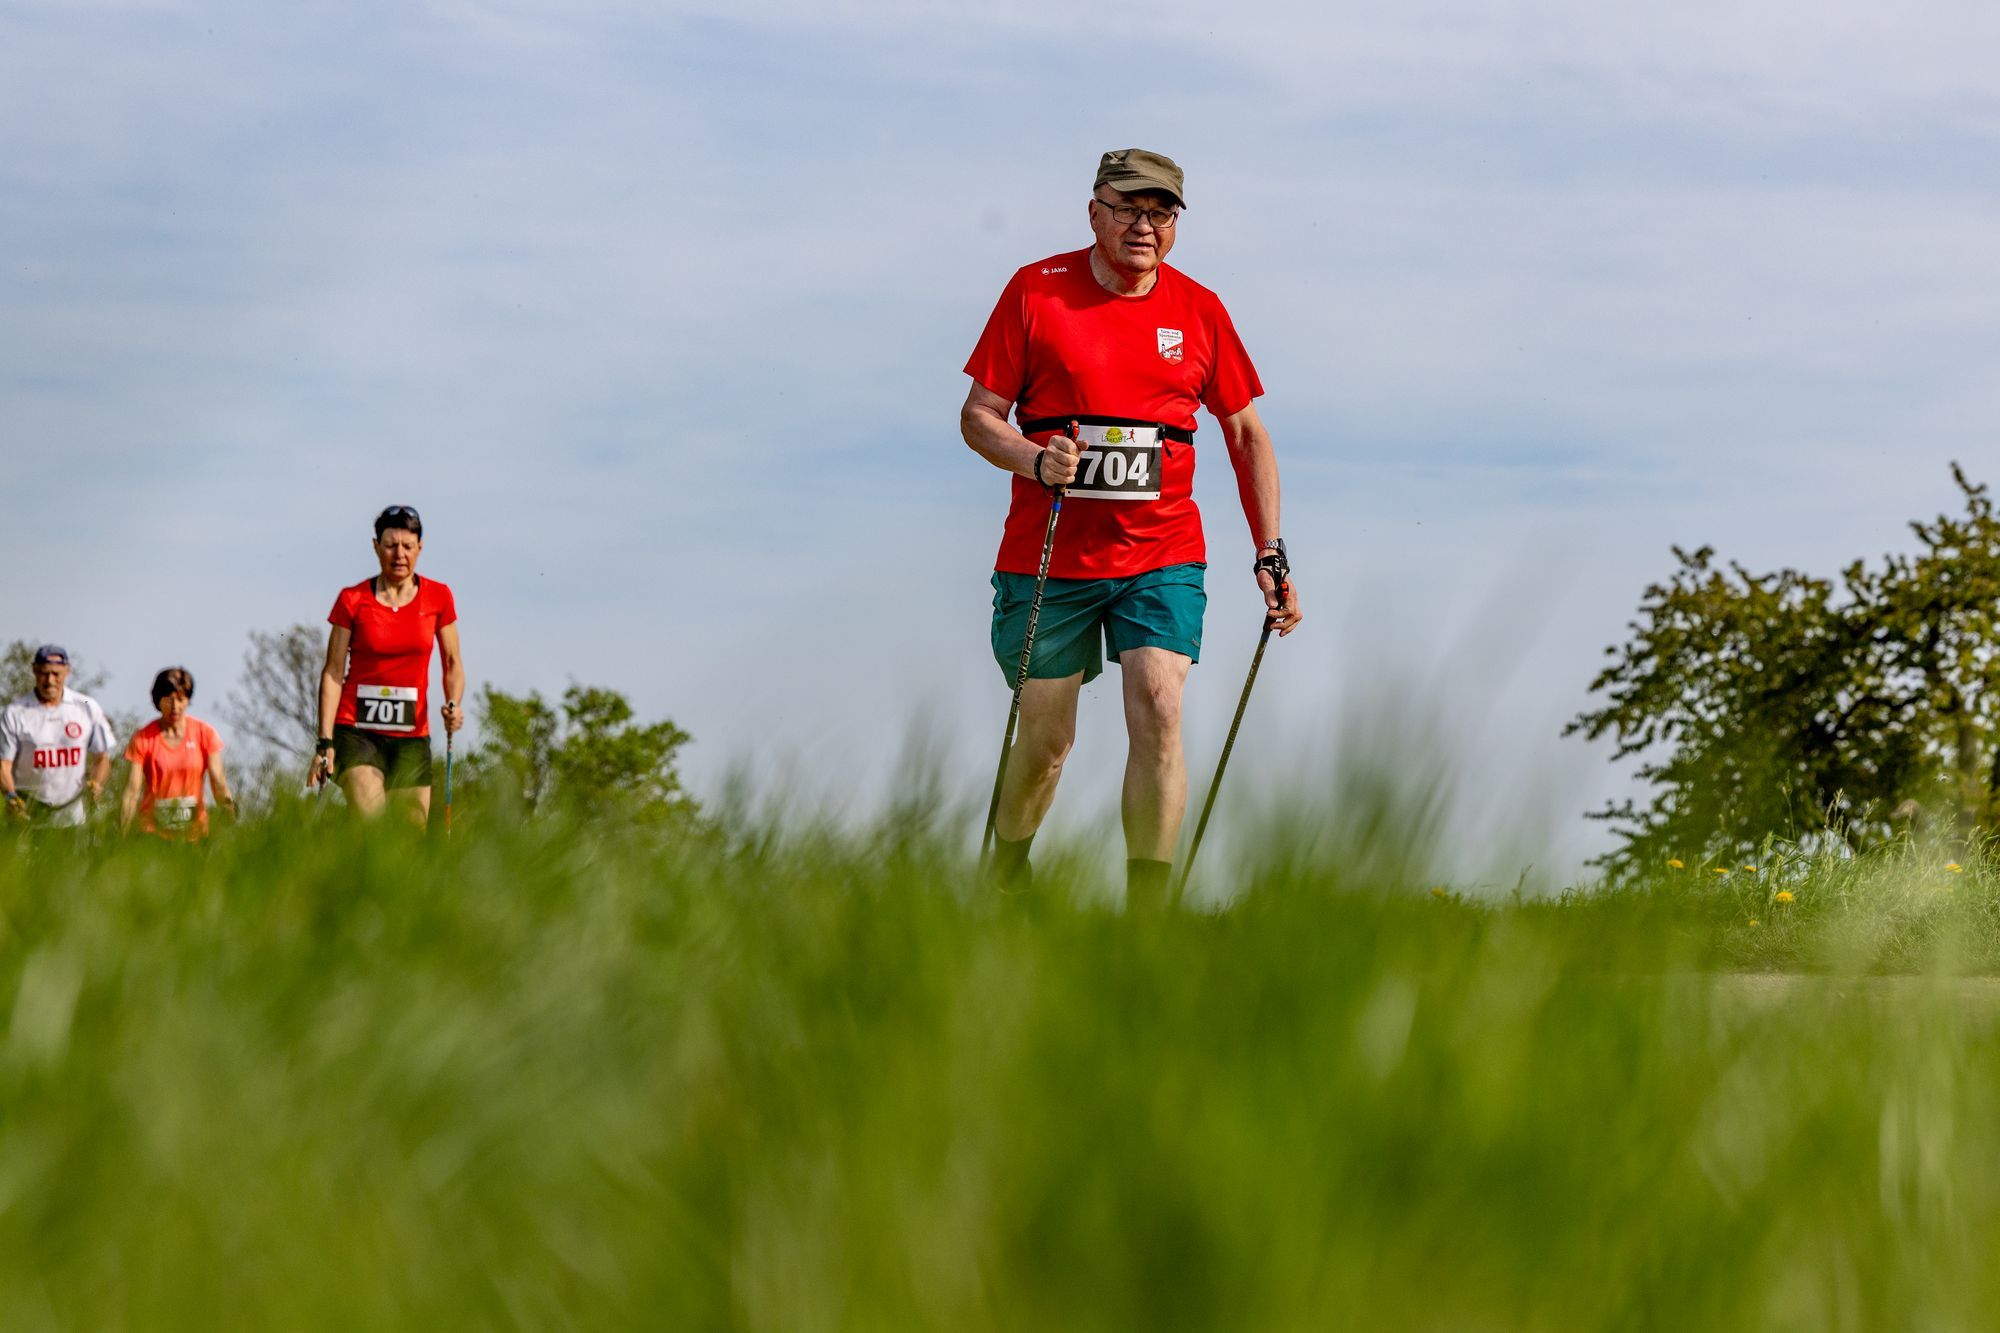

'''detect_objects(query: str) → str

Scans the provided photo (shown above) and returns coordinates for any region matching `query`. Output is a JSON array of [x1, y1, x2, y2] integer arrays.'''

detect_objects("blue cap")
[[31, 645, 69, 666]]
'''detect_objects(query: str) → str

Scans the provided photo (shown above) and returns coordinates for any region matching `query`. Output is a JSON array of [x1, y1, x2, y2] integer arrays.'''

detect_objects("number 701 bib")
[[355, 684, 419, 732], [1065, 423, 1162, 501]]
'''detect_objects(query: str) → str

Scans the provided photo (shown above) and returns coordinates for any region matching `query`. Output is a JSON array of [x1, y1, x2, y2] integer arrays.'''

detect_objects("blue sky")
[[6, 0, 1998, 881]]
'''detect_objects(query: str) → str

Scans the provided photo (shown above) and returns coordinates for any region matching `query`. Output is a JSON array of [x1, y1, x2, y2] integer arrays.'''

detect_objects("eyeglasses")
[[1091, 197, 1179, 229]]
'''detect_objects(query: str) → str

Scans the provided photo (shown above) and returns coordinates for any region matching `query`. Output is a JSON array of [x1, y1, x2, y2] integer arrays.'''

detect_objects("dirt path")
[[1717, 972, 2000, 1014]]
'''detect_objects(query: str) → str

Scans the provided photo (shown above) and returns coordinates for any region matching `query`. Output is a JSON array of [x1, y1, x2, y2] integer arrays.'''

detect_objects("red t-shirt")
[[964, 249, 1264, 579], [125, 717, 222, 840], [329, 576, 458, 738]]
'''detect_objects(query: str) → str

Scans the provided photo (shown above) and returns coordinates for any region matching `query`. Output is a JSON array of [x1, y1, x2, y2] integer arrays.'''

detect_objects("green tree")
[[466, 683, 697, 827], [1570, 466, 2000, 875], [221, 623, 324, 761]]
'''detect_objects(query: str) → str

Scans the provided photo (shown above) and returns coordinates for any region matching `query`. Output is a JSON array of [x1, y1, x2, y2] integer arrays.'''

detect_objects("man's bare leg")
[[995, 672, 1084, 843], [1121, 647, 1192, 907]]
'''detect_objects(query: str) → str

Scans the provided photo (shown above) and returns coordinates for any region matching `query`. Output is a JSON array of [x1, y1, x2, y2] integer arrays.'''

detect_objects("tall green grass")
[[1, 798, 1997, 1330]]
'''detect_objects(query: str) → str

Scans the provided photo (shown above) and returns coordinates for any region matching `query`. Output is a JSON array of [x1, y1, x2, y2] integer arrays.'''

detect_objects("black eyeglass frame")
[[1089, 195, 1181, 229]]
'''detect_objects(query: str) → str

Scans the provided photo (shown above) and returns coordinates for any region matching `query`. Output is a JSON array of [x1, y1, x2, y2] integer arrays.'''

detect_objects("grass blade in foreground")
[[0, 811, 1996, 1330]]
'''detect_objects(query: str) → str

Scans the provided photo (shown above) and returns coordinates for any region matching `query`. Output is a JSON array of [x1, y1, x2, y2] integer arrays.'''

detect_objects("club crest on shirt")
[[64, 722, 82, 740], [1157, 327, 1184, 363]]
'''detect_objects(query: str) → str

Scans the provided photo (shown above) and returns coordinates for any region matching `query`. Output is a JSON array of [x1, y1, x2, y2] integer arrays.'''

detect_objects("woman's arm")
[[314, 624, 352, 784], [206, 745, 237, 819], [437, 623, 465, 732], [119, 758, 143, 832]]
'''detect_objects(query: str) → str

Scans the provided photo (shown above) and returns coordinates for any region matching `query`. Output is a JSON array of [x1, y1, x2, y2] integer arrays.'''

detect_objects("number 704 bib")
[[1064, 423, 1163, 501], [356, 684, 419, 732]]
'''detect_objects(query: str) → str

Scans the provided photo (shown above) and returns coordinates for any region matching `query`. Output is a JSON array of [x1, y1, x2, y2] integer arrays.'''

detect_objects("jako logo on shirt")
[[34, 747, 82, 769], [1157, 328, 1184, 363], [1041, 266, 1067, 275]]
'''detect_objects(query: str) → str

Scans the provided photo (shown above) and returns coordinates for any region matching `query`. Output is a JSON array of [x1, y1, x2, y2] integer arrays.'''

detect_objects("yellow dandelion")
[[1774, 890, 1795, 904], [1947, 863, 1964, 874], [1429, 886, 1447, 899], [1748, 918, 1760, 928], [1743, 865, 1758, 874], [1668, 858, 1685, 870], [1713, 867, 1730, 876]]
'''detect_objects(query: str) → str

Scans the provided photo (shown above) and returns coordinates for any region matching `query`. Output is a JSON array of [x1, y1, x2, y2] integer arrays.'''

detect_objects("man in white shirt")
[[1, 645, 117, 828]]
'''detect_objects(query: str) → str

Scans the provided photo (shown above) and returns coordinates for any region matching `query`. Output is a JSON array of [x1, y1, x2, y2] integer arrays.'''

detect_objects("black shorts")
[[332, 725, 435, 791]]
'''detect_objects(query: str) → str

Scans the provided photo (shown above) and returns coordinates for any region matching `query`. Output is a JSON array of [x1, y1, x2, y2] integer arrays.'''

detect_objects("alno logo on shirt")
[[1157, 328, 1184, 363]]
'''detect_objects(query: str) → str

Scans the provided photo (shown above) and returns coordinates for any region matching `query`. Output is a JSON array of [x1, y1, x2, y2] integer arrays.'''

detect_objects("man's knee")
[[1016, 676, 1082, 773], [1126, 676, 1185, 743], [1018, 717, 1075, 771]]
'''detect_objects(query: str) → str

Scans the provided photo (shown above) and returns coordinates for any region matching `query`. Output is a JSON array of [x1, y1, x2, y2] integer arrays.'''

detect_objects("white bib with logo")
[[154, 796, 199, 830], [354, 684, 420, 732], [1065, 423, 1163, 502]]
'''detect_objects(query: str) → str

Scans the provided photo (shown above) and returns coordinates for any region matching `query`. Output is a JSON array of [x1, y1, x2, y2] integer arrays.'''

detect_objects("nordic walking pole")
[[1173, 542, 1291, 906], [442, 701, 456, 836], [981, 421, 1076, 862]]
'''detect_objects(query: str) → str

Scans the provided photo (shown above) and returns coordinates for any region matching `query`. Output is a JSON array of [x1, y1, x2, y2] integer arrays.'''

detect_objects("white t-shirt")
[[1, 690, 117, 827]]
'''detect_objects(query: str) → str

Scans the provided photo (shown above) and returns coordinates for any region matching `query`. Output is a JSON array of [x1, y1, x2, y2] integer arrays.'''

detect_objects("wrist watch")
[[315, 738, 335, 753]]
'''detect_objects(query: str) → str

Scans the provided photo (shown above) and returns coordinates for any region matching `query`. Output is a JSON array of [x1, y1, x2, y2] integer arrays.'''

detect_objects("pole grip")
[[1050, 419, 1077, 505], [1255, 544, 1291, 629]]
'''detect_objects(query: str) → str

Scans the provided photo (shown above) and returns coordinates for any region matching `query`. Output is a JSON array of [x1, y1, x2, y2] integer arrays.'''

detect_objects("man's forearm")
[[962, 405, 1039, 479], [1224, 422, 1282, 548]]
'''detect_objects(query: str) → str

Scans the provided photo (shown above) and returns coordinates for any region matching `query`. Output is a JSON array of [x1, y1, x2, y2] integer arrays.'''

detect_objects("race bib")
[[154, 796, 198, 830], [355, 684, 419, 732], [1065, 423, 1163, 501]]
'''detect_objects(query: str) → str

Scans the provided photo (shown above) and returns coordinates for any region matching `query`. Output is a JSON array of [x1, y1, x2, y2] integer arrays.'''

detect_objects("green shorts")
[[332, 725, 436, 791], [991, 562, 1205, 686]]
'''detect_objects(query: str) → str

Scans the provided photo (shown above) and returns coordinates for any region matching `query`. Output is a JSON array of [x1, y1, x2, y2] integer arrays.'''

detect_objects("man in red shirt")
[[962, 148, 1302, 908]]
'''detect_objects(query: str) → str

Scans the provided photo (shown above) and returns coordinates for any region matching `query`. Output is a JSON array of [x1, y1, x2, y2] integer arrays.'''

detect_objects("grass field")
[[2, 797, 1997, 1331]]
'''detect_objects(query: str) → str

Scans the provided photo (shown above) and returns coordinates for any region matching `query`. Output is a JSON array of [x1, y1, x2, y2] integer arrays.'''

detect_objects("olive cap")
[[1093, 148, 1186, 207]]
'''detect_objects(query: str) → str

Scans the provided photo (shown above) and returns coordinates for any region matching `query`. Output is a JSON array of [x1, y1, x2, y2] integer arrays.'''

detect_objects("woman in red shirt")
[[119, 666, 236, 840], [310, 505, 466, 824]]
